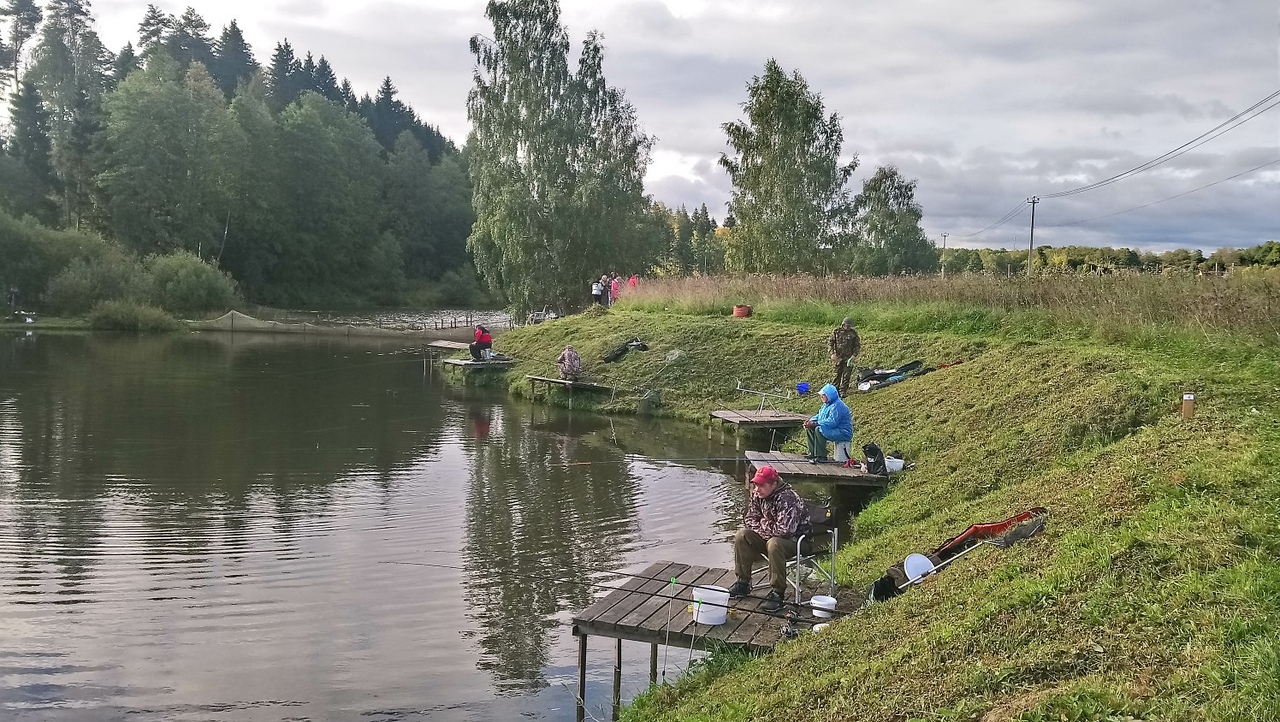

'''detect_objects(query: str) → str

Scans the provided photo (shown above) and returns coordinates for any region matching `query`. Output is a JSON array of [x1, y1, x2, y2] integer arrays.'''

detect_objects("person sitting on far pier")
[[727, 465, 811, 612], [803, 383, 853, 463], [469, 324, 493, 360], [557, 345, 583, 382]]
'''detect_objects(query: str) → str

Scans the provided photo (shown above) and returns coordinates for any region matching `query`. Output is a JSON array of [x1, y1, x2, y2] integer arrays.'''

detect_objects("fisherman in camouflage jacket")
[[727, 466, 812, 612], [829, 317, 861, 396]]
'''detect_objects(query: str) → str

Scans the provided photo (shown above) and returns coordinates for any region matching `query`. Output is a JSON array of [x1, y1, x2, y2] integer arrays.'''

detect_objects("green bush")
[[87, 300, 181, 332], [0, 209, 122, 311], [145, 251, 238, 316], [44, 252, 148, 316]]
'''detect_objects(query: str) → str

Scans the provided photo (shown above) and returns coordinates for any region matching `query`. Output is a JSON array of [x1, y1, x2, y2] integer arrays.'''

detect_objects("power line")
[[957, 200, 1028, 239], [1040, 88, 1280, 199], [1044, 157, 1280, 228]]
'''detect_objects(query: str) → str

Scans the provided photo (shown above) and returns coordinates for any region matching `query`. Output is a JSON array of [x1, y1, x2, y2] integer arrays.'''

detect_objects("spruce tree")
[[167, 7, 213, 72], [313, 56, 340, 103], [111, 42, 138, 86], [6, 79, 57, 222], [136, 4, 171, 54], [1, 0, 42, 91], [266, 40, 302, 110], [211, 20, 256, 99], [299, 51, 317, 94]]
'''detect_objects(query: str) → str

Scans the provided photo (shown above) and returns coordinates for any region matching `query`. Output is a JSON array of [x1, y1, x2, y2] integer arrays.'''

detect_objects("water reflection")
[[0, 331, 751, 720], [463, 403, 641, 690]]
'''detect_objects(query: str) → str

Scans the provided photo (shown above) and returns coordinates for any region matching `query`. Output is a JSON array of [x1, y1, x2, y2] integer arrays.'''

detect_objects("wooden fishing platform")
[[441, 358, 516, 372], [525, 375, 615, 408], [426, 339, 470, 352], [571, 560, 797, 722], [708, 410, 809, 450], [744, 450, 888, 487]]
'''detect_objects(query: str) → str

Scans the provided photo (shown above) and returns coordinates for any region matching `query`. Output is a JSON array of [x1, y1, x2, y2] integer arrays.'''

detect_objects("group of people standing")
[[590, 273, 639, 306], [731, 317, 862, 611]]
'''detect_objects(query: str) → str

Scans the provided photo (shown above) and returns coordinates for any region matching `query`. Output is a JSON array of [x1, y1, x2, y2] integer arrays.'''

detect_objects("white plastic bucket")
[[885, 457, 905, 472], [809, 595, 837, 618], [692, 586, 729, 625]]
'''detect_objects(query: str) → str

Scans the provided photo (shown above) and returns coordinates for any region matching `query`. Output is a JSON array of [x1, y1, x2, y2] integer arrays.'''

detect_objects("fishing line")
[[379, 559, 856, 621]]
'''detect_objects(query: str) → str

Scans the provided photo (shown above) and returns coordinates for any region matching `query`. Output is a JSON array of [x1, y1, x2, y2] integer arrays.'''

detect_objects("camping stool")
[[833, 442, 852, 463]]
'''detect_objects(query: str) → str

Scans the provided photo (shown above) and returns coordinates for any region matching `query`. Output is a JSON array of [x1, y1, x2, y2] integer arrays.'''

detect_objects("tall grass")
[[618, 274, 1280, 340]]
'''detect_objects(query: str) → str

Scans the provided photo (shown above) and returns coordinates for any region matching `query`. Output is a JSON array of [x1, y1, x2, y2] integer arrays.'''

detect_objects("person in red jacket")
[[469, 324, 492, 360]]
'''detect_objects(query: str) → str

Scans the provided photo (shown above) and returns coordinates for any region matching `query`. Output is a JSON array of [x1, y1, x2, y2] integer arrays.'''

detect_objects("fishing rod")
[[379, 559, 856, 622], [562, 457, 750, 466]]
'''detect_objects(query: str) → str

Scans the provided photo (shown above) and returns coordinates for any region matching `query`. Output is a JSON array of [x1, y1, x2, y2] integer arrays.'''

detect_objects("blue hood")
[[820, 383, 840, 403]]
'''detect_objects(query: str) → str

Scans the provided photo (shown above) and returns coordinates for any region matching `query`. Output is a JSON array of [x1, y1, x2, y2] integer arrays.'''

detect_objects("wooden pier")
[[744, 451, 888, 487], [441, 358, 516, 373], [572, 560, 804, 722], [426, 339, 470, 352], [708, 410, 809, 450], [525, 375, 615, 408]]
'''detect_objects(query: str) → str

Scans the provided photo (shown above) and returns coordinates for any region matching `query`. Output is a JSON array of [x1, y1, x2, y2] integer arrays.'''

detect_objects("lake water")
[[0, 331, 760, 721]]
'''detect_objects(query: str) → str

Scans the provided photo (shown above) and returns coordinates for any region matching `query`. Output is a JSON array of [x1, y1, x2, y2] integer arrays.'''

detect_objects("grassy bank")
[[494, 301, 1280, 721]]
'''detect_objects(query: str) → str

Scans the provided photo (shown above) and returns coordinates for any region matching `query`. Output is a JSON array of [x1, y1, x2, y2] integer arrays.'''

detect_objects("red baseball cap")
[[750, 466, 780, 485]]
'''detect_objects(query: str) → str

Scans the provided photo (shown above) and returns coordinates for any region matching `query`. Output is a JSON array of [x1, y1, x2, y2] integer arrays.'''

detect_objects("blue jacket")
[[810, 383, 853, 442]]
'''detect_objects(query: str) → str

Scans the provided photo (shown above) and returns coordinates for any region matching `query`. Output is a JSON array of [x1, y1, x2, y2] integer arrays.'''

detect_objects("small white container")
[[809, 595, 837, 618]]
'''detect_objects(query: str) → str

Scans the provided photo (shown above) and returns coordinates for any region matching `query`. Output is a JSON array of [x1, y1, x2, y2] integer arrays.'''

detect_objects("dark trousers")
[[833, 356, 854, 395], [807, 425, 834, 460], [469, 341, 491, 360], [734, 528, 799, 596]]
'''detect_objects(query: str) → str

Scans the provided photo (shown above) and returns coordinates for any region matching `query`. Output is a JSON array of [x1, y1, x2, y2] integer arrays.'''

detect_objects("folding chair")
[[751, 501, 840, 603]]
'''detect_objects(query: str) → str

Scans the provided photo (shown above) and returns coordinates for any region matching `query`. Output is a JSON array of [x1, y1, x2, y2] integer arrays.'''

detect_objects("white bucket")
[[885, 457, 905, 473], [692, 586, 729, 625], [810, 595, 837, 618]]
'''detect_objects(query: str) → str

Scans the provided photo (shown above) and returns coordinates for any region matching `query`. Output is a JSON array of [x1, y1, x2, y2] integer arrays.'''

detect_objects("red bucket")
[[732, 305, 753, 318]]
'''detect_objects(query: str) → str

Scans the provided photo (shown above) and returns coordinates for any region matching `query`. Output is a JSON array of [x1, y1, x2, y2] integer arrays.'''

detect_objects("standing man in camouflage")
[[830, 318, 861, 396]]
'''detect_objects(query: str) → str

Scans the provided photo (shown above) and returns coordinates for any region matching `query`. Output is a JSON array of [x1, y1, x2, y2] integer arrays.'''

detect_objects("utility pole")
[[940, 232, 948, 279], [1026, 196, 1039, 277]]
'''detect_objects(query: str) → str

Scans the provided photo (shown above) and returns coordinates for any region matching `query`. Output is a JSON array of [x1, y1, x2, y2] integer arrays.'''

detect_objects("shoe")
[[761, 590, 785, 612], [727, 580, 752, 599], [809, 457, 827, 465]]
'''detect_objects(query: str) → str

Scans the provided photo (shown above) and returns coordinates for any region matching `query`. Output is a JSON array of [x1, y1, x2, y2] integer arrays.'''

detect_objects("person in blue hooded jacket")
[[802, 383, 853, 463]]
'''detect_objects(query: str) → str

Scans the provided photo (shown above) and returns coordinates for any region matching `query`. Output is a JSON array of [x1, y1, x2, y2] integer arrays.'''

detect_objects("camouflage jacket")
[[745, 485, 811, 539], [829, 326, 861, 358]]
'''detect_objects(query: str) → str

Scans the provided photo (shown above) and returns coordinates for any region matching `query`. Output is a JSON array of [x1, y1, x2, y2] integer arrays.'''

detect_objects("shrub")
[[145, 251, 238, 316], [43, 252, 148, 316], [87, 300, 181, 332]]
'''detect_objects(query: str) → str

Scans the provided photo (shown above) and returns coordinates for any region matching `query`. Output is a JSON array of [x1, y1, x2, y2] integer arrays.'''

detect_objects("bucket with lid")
[[691, 586, 729, 625]]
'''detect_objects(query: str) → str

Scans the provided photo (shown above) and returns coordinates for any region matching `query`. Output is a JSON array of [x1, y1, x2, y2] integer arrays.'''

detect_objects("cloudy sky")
[[90, 0, 1278, 252]]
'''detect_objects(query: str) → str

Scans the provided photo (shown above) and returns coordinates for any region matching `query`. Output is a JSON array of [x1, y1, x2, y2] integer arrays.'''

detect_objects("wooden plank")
[[686, 569, 750, 643], [526, 375, 613, 393], [615, 564, 711, 632], [441, 359, 515, 369], [590, 563, 691, 629], [427, 340, 469, 350], [654, 567, 729, 639], [577, 561, 675, 622]]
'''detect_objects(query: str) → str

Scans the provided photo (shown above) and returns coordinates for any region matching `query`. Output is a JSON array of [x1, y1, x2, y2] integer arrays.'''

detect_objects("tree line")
[[0, 1, 474, 308], [942, 242, 1280, 277]]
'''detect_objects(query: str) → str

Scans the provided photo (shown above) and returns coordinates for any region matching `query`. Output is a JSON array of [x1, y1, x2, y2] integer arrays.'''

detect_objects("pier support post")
[[577, 633, 588, 722], [612, 638, 622, 721], [649, 643, 658, 685]]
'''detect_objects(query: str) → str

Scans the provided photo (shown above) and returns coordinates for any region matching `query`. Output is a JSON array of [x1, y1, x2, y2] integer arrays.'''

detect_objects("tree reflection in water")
[[461, 404, 641, 691]]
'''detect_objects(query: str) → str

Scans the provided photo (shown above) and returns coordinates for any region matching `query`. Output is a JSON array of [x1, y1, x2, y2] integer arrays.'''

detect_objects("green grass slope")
[[494, 307, 1280, 722]]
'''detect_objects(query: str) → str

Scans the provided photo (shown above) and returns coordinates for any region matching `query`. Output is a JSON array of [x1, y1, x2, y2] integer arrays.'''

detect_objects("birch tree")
[[720, 59, 855, 274], [466, 0, 653, 315]]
